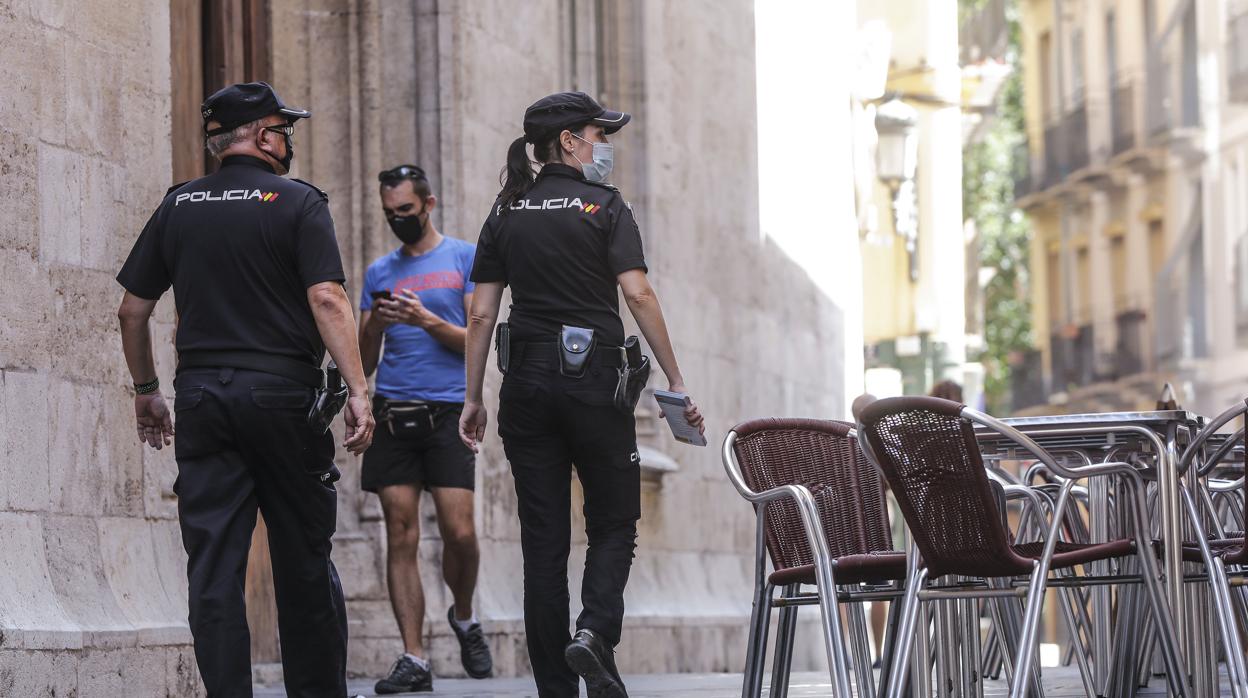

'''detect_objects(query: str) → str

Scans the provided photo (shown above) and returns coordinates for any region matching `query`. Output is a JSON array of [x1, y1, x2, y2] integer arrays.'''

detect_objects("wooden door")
[[170, 0, 280, 666]]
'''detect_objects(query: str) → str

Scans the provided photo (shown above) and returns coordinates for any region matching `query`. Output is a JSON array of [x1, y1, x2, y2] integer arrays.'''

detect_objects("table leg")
[[1160, 424, 1186, 697]]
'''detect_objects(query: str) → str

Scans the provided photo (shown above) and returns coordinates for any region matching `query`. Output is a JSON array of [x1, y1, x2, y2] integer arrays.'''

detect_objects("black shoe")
[[447, 606, 494, 678], [564, 629, 628, 698], [374, 654, 433, 694]]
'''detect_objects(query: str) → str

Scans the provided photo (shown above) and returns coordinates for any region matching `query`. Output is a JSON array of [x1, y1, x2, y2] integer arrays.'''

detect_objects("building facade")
[[856, 0, 989, 406], [0, 0, 862, 692], [1015, 0, 1244, 416]]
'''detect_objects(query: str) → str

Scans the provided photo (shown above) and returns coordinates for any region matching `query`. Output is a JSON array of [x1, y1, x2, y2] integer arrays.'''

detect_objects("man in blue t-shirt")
[[359, 165, 492, 693]]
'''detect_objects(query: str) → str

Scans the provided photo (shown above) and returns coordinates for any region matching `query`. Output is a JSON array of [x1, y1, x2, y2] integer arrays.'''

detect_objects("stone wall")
[[0, 0, 203, 694]]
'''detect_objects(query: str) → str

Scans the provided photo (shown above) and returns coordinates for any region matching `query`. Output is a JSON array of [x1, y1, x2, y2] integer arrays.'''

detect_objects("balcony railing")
[[1066, 104, 1089, 172], [1114, 309, 1147, 377], [1230, 13, 1248, 103], [1043, 123, 1062, 189], [1012, 141, 1034, 200], [1037, 106, 1091, 193], [1147, 58, 1174, 136], [1111, 81, 1136, 155], [1049, 324, 1095, 390]]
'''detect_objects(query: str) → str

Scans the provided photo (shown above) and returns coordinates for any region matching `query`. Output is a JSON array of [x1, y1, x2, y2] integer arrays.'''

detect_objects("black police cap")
[[523, 91, 630, 142], [202, 82, 310, 135]]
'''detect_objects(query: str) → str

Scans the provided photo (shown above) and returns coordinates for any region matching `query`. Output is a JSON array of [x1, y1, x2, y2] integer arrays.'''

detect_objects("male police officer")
[[116, 82, 374, 698], [358, 165, 492, 692]]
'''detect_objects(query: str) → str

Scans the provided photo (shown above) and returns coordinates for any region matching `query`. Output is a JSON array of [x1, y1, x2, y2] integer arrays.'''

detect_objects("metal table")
[[975, 410, 1205, 697]]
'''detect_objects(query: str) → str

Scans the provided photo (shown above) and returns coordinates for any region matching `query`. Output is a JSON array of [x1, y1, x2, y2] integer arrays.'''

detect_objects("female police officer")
[[459, 92, 704, 698]]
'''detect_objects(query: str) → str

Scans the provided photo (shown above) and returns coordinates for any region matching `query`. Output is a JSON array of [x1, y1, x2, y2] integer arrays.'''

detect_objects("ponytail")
[[498, 123, 590, 208], [498, 136, 534, 207]]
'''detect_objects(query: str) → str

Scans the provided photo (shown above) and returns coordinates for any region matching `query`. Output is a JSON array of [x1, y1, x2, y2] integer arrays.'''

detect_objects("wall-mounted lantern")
[[875, 96, 920, 281]]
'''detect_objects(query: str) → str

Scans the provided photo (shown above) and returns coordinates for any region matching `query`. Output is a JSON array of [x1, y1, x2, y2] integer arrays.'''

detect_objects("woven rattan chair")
[[1172, 400, 1248, 697], [722, 418, 906, 698], [855, 396, 1192, 698]]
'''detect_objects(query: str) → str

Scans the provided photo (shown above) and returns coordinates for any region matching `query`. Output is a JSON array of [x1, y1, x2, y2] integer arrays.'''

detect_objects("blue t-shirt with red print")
[[360, 237, 476, 402]]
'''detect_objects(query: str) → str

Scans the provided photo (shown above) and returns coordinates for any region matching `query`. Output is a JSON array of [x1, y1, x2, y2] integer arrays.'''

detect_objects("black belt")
[[178, 350, 323, 388], [511, 341, 624, 369]]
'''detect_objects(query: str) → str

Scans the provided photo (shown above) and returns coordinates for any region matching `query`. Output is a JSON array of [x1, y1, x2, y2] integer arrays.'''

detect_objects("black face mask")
[[277, 133, 294, 171], [388, 206, 428, 245]]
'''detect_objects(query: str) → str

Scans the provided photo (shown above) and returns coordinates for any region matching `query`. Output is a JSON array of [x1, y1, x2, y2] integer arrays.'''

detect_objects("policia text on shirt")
[[459, 91, 706, 698], [115, 82, 374, 698]]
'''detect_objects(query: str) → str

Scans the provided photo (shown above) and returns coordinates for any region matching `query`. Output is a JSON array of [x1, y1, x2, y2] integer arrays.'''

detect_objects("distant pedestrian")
[[929, 379, 963, 403], [359, 164, 493, 693]]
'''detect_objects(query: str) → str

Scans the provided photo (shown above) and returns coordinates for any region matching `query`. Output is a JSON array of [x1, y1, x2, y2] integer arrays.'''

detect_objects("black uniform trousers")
[[497, 347, 641, 698], [173, 367, 348, 698]]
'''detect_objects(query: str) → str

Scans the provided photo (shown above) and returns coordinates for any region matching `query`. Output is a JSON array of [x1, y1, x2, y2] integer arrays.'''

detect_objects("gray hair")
[[205, 120, 263, 158]]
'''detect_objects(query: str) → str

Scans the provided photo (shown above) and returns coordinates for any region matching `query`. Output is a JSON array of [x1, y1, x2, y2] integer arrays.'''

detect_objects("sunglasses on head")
[[378, 164, 427, 183]]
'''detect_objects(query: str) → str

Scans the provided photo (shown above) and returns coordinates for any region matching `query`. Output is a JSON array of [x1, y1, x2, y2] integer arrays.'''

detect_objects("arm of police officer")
[[375, 289, 467, 353], [307, 281, 375, 455], [459, 282, 504, 452], [117, 292, 175, 449], [359, 308, 386, 377], [617, 269, 705, 435]]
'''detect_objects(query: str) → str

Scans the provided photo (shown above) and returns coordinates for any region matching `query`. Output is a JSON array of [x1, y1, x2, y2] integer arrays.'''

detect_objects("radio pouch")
[[559, 325, 595, 378]]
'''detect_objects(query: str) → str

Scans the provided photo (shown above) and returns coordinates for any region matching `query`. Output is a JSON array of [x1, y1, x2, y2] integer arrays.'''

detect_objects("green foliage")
[[959, 0, 991, 26], [963, 0, 1032, 413]]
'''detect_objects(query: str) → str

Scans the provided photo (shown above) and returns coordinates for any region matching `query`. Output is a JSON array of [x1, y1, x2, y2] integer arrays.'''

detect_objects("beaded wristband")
[[134, 378, 160, 395]]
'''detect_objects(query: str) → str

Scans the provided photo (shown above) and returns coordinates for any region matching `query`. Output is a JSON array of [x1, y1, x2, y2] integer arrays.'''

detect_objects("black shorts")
[[361, 400, 476, 492]]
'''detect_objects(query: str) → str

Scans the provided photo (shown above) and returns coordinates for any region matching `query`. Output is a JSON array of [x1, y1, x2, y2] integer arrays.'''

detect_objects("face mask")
[[572, 133, 613, 182], [277, 133, 294, 171], [388, 205, 428, 245]]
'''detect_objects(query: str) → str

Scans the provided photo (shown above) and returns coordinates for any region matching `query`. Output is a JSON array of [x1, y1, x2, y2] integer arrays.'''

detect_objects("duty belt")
[[177, 350, 323, 388], [510, 340, 624, 369]]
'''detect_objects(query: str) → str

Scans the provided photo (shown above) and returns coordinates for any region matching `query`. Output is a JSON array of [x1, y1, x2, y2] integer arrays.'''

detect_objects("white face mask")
[[572, 133, 614, 182]]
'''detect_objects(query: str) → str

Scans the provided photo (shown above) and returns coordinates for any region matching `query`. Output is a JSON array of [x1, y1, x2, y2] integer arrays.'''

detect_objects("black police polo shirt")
[[117, 155, 346, 365], [471, 163, 647, 346]]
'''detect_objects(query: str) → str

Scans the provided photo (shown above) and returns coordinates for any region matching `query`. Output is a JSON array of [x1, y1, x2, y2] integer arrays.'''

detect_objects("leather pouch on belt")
[[559, 325, 595, 378]]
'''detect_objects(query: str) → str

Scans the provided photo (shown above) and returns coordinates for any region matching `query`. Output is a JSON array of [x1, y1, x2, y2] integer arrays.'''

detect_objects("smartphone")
[[370, 289, 392, 302]]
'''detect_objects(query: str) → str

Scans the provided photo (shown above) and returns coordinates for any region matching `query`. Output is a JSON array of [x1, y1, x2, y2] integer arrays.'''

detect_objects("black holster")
[[307, 361, 348, 434], [495, 322, 511, 375], [613, 336, 650, 414]]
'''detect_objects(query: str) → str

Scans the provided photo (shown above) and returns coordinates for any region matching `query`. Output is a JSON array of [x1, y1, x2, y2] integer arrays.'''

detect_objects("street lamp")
[[875, 96, 920, 281]]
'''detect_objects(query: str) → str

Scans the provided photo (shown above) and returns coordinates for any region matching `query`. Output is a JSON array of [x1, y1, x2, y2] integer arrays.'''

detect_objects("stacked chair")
[[1173, 401, 1248, 698], [722, 418, 907, 698], [723, 398, 1204, 697]]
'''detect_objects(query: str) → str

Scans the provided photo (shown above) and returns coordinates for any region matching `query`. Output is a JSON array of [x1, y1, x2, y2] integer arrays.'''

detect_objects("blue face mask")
[[572, 133, 614, 182]]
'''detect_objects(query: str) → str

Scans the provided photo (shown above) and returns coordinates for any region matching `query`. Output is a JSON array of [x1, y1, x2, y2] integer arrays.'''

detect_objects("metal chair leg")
[[877, 595, 903, 698], [846, 601, 876, 698], [742, 581, 774, 698], [1128, 479, 1192, 697], [911, 599, 932, 698], [769, 585, 799, 698], [885, 568, 928, 698]]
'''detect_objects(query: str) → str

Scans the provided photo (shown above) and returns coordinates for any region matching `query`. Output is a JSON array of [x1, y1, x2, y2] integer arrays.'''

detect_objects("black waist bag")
[[613, 336, 651, 414], [382, 400, 439, 440]]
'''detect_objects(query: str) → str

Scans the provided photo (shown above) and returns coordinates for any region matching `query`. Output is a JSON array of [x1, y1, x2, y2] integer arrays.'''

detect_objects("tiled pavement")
[[254, 667, 1234, 696]]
